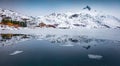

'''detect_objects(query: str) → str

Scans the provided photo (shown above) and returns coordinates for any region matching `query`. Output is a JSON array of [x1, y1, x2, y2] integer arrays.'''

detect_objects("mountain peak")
[[83, 5, 91, 11]]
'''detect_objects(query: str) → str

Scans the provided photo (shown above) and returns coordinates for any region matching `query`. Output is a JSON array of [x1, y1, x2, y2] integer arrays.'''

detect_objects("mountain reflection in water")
[[0, 34, 120, 50]]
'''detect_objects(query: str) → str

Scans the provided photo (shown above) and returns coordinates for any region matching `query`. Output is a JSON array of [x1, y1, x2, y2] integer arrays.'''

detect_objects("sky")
[[0, 0, 120, 18]]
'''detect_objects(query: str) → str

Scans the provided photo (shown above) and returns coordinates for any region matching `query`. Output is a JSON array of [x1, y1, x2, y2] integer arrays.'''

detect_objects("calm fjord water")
[[0, 34, 120, 66]]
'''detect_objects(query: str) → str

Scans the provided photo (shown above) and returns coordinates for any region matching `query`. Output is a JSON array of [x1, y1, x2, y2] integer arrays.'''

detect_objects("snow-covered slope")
[[0, 8, 39, 27], [0, 8, 32, 21], [37, 7, 120, 29]]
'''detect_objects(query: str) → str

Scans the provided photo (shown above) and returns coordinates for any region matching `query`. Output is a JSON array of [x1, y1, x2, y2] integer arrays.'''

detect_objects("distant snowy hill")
[[0, 6, 120, 29]]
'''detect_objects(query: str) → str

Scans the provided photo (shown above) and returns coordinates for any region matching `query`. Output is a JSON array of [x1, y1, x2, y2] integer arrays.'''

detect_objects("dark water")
[[0, 34, 120, 66]]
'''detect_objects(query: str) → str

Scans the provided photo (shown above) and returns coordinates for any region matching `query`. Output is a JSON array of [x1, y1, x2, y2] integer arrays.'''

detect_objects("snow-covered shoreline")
[[0, 28, 120, 41]]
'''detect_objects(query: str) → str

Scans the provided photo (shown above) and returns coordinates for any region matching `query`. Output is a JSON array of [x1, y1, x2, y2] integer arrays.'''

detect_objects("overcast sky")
[[0, 0, 120, 18]]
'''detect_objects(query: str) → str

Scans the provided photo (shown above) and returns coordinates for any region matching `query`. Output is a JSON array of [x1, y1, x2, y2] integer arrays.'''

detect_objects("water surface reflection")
[[0, 34, 120, 66]]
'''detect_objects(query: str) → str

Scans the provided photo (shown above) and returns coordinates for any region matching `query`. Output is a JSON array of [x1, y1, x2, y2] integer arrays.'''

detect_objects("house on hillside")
[[39, 22, 46, 28], [38, 22, 56, 28]]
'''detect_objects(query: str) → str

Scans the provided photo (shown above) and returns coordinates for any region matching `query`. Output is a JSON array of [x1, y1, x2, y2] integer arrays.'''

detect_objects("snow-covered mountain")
[[0, 8, 32, 21], [0, 6, 120, 29], [37, 8, 120, 29], [0, 8, 38, 26]]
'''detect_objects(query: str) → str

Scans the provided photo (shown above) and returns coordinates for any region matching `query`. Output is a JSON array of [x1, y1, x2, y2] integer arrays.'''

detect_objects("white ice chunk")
[[10, 51, 23, 55], [88, 54, 103, 60]]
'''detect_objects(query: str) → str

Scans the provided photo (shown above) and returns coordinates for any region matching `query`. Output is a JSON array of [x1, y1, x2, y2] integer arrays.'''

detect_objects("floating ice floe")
[[88, 54, 103, 60], [10, 51, 23, 55]]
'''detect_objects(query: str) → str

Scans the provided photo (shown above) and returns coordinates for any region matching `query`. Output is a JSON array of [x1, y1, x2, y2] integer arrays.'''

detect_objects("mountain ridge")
[[0, 6, 120, 29]]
